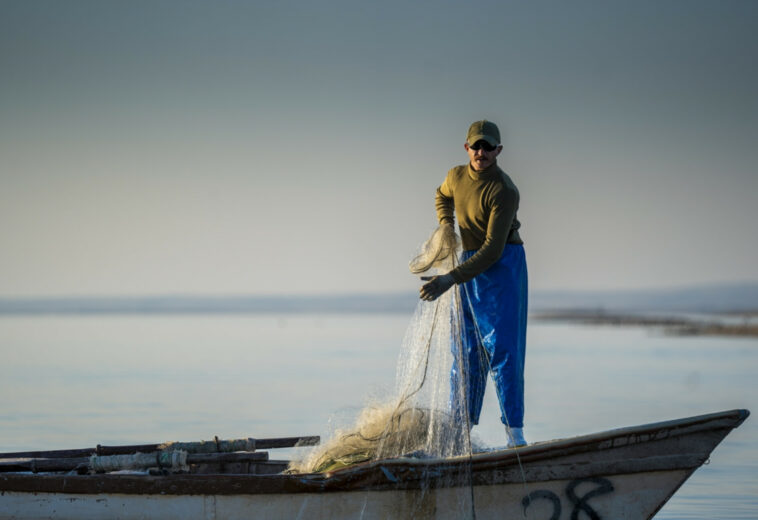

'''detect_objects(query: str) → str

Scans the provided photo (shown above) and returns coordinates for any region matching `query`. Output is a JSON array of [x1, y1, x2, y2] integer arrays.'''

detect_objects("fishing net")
[[287, 225, 479, 515], [409, 223, 459, 274]]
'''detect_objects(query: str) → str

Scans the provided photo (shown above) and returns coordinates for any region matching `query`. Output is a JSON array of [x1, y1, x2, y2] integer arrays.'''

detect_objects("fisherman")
[[420, 120, 528, 448]]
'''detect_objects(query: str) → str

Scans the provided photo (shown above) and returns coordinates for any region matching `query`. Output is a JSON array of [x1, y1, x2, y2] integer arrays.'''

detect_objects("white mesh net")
[[287, 226, 477, 515]]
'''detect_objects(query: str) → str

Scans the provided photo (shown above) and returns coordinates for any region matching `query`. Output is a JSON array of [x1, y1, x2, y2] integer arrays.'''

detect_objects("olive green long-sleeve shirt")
[[435, 161, 522, 283]]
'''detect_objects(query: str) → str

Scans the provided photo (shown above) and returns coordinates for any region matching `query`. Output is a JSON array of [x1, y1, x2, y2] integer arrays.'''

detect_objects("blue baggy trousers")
[[452, 244, 528, 428]]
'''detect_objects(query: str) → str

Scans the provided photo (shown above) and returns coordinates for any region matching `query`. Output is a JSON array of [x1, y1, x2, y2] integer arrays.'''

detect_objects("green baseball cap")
[[466, 120, 501, 147]]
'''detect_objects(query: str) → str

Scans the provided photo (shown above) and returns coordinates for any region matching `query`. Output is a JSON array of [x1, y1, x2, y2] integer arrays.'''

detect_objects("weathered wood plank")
[[255, 436, 320, 449], [0, 451, 270, 473], [0, 435, 319, 460]]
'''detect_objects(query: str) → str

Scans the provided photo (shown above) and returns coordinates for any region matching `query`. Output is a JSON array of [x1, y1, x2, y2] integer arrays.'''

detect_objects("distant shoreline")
[[533, 310, 758, 337], [1, 282, 757, 323], [0, 294, 419, 315]]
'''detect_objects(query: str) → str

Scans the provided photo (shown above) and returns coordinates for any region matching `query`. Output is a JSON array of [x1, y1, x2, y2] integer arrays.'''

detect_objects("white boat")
[[0, 408, 749, 519]]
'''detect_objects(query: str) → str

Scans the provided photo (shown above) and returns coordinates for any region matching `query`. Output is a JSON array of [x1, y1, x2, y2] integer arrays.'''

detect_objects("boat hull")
[[0, 469, 693, 519], [0, 409, 749, 520]]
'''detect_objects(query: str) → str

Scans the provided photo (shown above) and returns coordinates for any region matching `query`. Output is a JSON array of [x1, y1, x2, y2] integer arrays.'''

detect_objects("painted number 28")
[[520, 477, 614, 520]]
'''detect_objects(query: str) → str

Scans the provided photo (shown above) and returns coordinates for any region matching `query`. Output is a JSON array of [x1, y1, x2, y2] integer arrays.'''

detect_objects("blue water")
[[0, 313, 755, 518]]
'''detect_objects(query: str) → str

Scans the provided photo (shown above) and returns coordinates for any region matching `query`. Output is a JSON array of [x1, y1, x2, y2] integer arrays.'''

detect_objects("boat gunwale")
[[327, 408, 750, 474]]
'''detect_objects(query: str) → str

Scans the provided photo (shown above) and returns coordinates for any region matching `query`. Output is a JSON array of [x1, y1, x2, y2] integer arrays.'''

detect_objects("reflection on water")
[[0, 314, 756, 518]]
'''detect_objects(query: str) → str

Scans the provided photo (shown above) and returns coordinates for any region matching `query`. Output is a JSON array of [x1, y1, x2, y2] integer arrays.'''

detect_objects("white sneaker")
[[505, 427, 527, 448]]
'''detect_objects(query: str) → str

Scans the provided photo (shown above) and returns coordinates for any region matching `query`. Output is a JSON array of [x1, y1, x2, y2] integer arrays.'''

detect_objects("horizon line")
[[1, 279, 757, 301]]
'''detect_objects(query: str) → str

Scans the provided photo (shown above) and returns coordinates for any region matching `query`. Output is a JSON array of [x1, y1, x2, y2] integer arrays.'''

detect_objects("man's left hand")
[[420, 274, 455, 301]]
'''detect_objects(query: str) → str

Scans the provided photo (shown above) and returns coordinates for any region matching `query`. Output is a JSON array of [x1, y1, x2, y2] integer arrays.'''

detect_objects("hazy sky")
[[2, 0, 756, 297]]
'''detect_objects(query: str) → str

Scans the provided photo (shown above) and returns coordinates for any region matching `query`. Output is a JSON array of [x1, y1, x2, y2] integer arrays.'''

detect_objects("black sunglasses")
[[470, 140, 498, 152]]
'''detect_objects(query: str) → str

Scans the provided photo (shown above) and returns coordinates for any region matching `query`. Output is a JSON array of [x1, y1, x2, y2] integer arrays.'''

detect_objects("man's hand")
[[420, 273, 455, 301]]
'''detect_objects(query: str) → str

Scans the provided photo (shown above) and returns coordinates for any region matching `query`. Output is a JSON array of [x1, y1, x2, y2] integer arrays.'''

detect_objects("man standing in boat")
[[420, 120, 528, 448]]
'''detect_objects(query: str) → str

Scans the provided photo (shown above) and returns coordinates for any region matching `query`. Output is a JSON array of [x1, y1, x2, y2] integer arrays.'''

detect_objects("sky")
[[1, 0, 757, 297]]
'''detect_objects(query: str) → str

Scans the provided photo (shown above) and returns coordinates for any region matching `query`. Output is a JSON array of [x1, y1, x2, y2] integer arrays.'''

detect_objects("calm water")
[[0, 312, 755, 518]]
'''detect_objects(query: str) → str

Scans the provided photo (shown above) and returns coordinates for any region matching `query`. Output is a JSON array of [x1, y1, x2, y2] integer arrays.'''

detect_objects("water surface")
[[0, 313, 755, 518]]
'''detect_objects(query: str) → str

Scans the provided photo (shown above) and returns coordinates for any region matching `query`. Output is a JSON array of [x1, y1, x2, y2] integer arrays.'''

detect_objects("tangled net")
[[409, 223, 460, 274], [286, 405, 465, 474], [288, 226, 476, 475]]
